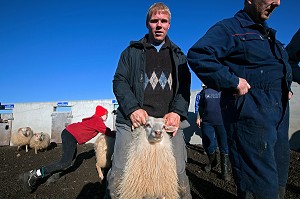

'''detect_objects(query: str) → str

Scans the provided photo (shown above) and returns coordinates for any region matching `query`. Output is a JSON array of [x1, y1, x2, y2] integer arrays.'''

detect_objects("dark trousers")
[[43, 129, 78, 176], [222, 88, 290, 199], [201, 122, 229, 154]]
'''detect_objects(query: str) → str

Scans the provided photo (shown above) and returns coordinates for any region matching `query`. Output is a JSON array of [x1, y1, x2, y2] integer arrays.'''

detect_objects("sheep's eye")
[[145, 123, 151, 128]]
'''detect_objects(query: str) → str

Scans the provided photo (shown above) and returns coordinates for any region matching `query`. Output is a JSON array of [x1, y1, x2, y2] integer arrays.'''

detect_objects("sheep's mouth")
[[148, 136, 163, 144], [24, 132, 32, 137]]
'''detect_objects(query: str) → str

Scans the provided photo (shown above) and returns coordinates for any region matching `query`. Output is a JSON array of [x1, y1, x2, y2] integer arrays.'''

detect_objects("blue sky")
[[1, 0, 299, 103]]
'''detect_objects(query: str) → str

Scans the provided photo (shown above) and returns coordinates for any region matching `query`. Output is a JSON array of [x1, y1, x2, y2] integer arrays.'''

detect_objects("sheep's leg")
[[17, 146, 21, 151], [96, 163, 104, 181], [25, 145, 28, 152], [35, 148, 37, 154]]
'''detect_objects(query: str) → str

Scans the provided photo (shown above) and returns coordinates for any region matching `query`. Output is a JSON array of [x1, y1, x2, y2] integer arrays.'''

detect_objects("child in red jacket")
[[21, 105, 115, 193]]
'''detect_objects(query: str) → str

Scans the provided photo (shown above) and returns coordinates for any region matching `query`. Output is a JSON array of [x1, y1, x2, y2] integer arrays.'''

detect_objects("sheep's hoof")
[[96, 164, 104, 181], [98, 174, 104, 182]]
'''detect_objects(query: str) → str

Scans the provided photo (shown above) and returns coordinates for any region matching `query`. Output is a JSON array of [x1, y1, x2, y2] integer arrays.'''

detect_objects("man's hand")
[[288, 91, 293, 100], [163, 112, 180, 136], [130, 109, 148, 129], [235, 77, 251, 96], [196, 118, 201, 128]]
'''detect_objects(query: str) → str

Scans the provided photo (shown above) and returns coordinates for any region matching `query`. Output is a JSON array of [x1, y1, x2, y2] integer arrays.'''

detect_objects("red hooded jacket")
[[66, 115, 114, 144]]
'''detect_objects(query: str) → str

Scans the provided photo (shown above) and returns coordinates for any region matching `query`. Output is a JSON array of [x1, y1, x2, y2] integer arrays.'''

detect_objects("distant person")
[[21, 105, 115, 193], [197, 85, 230, 181], [106, 2, 192, 198], [0, 102, 4, 123], [286, 28, 300, 84], [187, 0, 292, 198]]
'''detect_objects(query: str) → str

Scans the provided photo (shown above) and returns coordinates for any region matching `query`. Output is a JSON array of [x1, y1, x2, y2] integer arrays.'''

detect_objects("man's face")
[[250, 0, 280, 23], [147, 11, 170, 45]]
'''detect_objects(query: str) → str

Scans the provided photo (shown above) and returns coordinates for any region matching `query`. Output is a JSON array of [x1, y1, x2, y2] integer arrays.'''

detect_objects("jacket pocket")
[[238, 33, 271, 62]]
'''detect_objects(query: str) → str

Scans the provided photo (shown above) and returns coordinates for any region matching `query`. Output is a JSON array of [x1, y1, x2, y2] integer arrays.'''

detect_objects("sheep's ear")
[[164, 125, 178, 133]]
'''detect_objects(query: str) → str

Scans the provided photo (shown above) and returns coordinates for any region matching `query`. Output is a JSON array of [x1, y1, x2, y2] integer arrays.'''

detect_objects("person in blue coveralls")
[[286, 28, 300, 84], [197, 85, 230, 181], [187, 0, 293, 198]]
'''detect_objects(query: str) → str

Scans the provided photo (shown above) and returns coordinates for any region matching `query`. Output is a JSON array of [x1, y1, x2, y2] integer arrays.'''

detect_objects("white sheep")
[[94, 117, 179, 198], [94, 133, 115, 181], [11, 127, 33, 152], [118, 116, 179, 199], [29, 132, 50, 154]]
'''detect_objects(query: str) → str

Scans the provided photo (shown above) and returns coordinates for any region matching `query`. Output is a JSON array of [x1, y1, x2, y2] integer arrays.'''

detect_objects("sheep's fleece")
[[94, 116, 180, 199]]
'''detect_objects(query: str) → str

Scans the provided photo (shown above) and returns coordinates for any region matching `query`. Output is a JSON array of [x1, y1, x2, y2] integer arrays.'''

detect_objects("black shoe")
[[22, 169, 40, 193], [204, 152, 217, 172], [221, 154, 230, 181]]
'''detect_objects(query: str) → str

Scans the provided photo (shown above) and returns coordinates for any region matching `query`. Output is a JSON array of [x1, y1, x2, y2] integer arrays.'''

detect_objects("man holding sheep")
[[107, 2, 192, 198]]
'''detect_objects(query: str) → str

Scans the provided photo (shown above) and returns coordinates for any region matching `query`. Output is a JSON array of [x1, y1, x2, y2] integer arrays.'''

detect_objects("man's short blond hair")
[[146, 2, 171, 24]]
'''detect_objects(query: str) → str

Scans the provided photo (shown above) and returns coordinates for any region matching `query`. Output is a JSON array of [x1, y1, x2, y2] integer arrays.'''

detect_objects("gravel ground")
[[0, 143, 299, 199]]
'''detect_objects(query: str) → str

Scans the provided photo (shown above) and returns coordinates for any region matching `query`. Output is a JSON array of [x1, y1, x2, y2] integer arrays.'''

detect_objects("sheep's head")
[[33, 132, 45, 142], [18, 127, 33, 137], [144, 116, 178, 144]]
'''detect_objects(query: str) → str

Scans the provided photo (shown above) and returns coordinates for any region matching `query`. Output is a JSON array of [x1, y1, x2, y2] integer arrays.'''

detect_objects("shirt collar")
[[234, 10, 257, 28], [234, 10, 275, 35]]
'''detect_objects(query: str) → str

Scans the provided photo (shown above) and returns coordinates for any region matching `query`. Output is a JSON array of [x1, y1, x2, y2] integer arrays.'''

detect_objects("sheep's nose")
[[154, 131, 162, 136]]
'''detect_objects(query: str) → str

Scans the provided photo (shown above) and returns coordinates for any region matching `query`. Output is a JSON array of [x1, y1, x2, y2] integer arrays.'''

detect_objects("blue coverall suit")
[[187, 10, 292, 199]]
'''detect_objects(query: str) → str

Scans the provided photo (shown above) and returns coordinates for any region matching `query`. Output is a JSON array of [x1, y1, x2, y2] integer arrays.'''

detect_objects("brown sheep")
[[11, 127, 33, 152], [29, 132, 50, 154], [94, 134, 115, 181]]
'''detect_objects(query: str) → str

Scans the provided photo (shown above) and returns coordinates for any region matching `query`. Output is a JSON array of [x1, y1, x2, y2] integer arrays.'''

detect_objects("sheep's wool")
[[118, 123, 179, 199], [94, 134, 115, 181], [29, 132, 50, 154], [11, 127, 33, 152]]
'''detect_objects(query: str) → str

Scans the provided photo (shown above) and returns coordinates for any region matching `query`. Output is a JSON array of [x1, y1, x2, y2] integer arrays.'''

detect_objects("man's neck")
[[151, 41, 165, 52]]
